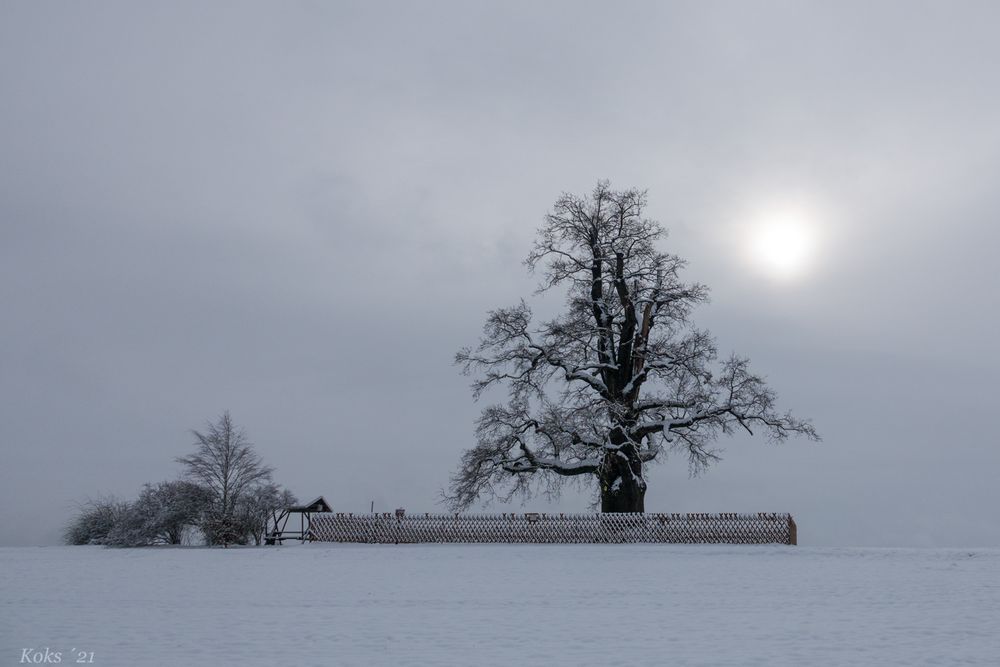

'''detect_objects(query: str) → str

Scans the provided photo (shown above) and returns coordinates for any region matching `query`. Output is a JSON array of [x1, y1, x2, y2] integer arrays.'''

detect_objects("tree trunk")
[[601, 477, 646, 512], [599, 439, 646, 513]]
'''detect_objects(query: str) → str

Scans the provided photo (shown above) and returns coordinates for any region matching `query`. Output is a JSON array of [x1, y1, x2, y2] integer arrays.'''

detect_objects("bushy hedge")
[[63, 497, 132, 545], [64, 481, 295, 547]]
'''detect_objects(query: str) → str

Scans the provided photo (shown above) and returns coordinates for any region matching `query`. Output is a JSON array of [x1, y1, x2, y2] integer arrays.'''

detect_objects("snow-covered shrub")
[[133, 480, 214, 545], [103, 503, 154, 547], [235, 484, 297, 545], [101, 481, 214, 547], [65, 483, 215, 547], [199, 510, 248, 547], [63, 497, 132, 545]]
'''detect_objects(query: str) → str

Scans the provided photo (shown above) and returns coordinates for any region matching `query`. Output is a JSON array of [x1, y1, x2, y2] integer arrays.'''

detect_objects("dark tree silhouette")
[[451, 182, 818, 513]]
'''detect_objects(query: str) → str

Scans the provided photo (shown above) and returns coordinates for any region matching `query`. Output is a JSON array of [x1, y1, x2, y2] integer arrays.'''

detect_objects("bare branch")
[[449, 183, 818, 511]]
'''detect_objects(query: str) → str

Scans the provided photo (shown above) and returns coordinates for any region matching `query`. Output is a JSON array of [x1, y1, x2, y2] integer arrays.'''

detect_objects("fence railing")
[[309, 512, 796, 545]]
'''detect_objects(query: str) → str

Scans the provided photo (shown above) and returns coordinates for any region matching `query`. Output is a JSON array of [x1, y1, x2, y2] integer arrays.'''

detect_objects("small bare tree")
[[177, 411, 273, 545], [451, 182, 818, 513], [236, 484, 297, 546]]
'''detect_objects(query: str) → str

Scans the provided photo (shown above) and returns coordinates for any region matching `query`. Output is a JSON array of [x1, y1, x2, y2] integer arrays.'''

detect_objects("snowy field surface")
[[2, 544, 999, 666]]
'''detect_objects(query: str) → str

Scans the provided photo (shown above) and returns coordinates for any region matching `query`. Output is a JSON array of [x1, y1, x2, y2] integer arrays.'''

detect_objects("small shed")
[[265, 496, 332, 544]]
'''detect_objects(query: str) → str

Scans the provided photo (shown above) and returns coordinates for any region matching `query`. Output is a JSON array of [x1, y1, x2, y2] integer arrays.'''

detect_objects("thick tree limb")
[[449, 183, 819, 511]]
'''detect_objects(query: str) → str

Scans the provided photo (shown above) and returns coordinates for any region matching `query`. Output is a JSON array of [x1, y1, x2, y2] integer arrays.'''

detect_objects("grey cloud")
[[2, 1, 998, 546]]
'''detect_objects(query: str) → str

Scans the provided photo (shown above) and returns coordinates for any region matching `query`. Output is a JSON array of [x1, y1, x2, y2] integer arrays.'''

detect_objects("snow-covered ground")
[[2, 544, 998, 666]]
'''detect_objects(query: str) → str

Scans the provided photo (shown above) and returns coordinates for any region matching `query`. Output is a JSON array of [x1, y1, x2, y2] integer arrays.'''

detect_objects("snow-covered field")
[[2, 544, 999, 666]]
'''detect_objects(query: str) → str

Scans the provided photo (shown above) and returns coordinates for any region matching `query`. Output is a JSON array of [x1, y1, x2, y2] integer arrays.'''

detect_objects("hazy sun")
[[748, 207, 820, 280]]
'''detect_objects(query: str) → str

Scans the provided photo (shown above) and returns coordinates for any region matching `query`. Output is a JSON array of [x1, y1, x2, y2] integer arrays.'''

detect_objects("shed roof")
[[287, 496, 332, 513]]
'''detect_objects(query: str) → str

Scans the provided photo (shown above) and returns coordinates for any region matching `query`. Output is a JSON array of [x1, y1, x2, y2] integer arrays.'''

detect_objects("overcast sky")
[[2, 1, 998, 547]]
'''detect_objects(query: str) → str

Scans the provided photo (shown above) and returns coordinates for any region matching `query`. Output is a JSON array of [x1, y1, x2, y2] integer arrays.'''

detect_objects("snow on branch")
[[449, 183, 819, 511]]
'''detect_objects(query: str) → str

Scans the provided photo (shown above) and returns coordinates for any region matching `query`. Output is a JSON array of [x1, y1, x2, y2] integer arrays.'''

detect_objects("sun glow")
[[747, 206, 821, 281]]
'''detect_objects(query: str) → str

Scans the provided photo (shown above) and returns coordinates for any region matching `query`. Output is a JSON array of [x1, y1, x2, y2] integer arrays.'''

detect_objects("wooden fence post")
[[788, 515, 797, 546]]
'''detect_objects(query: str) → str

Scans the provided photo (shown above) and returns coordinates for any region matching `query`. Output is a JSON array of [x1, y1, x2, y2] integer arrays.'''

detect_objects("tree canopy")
[[451, 182, 818, 512]]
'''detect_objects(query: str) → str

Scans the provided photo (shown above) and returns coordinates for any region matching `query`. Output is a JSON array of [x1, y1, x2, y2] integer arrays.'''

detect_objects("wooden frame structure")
[[264, 496, 332, 545]]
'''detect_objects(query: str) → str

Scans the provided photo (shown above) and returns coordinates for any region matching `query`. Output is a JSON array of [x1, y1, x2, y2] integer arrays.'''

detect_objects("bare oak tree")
[[451, 182, 818, 513], [177, 411, 273, 544]]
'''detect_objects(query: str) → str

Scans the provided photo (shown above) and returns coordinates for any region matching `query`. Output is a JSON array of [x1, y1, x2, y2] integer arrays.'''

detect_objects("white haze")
[[1, 1, 999, 546]]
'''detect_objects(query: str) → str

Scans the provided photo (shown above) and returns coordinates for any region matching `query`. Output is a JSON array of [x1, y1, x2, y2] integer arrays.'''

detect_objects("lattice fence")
[[309, 512, 796, 545]]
